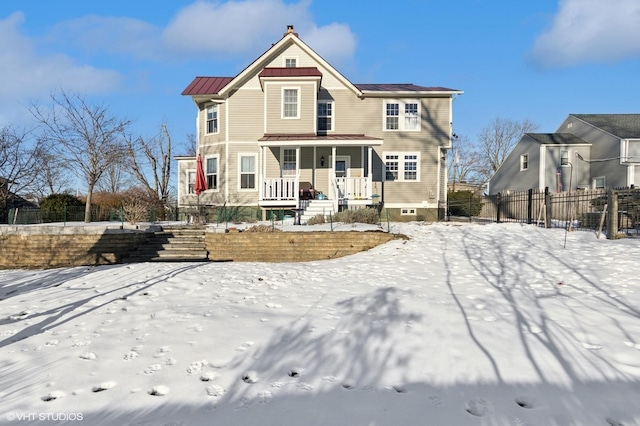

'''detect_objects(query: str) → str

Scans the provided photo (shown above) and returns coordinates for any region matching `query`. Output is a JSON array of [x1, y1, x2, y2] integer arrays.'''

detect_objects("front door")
[[334, 155, 351, 198]]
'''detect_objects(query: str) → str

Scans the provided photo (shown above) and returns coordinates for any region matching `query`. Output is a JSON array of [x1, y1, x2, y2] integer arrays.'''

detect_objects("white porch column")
[[367, 145, 373, 199], [332, 146, 338, 212]]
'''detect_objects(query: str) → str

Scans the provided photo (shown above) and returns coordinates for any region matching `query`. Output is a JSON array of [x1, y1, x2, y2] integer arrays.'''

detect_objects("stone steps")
[[126, 225, 208, 262]]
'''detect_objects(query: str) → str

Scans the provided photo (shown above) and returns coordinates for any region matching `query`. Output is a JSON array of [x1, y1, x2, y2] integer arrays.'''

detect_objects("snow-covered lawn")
[[1, 222, 639, 425]]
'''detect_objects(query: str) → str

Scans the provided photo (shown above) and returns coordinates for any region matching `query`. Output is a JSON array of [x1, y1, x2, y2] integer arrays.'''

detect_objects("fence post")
[[545, 187, 552, 228], [607, 189, 618, 239], [527, 189, 533, 224], [496, 193, 502, 223]]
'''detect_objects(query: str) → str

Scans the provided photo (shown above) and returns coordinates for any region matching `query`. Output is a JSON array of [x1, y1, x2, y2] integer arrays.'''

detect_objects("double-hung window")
[[520, 154, 528, 171], [317, 101, 333, 132], [206, 157, 218, 190], [187, 171, 195, 194], [282, 149, 296, 176], [239, 154, 256, 189], [285, 57, 297, 68], [384, 100, 420, 131], [384, 152, 420, 182], [283, 88, 299, 119], [206, 105, 218, 134]]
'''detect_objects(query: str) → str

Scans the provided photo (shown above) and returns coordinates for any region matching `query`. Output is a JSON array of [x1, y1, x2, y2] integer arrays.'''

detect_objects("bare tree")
[[30, 91, 130, 222], [476, 117, 538, 183], [29, 139, 73, 197], [185, 133, 197, 157], [126, 123, 172, 209], [448, 135, 484, 186], [0, 126, 40, 218]]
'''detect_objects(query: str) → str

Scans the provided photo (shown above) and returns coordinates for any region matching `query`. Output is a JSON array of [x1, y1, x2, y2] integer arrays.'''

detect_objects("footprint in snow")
[[41, 391, 66, 402], [143, 364, 162, 374], [515, 396, 537, 409], [242, 371, 258, 383], [206, 385, 225, 397], [428, 395, 444, 407], [148, 386, 169, 396], [92, 382, 116, 393], [79, 352, 97, 360], [465, 398, 493, 417]]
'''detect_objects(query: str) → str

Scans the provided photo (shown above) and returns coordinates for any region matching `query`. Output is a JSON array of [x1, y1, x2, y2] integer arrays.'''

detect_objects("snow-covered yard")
[[1, 222, 639, 425]]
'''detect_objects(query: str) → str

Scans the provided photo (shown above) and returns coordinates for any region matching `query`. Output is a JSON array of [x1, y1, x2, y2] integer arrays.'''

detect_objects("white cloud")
[[0, 12, 121, 124], [163, 0, 356, 63], [48, 15, 163, 61], [531, 0, 640, 68]]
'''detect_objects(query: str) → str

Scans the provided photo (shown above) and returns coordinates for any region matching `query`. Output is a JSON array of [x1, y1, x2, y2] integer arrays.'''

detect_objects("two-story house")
[[489, 114, 640, 194], [177, 26, 462, 222]]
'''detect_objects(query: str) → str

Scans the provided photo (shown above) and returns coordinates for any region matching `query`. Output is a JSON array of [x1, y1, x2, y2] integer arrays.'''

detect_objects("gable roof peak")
[[284, 25, 299, 38]]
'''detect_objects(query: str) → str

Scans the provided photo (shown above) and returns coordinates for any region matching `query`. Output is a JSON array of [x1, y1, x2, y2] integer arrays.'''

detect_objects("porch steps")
[[301, 199, 335, 223], [126, 225, 208, 262]]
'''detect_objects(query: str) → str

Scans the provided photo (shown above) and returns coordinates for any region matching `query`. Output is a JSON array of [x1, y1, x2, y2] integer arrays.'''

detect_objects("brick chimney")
[[285, 25, 299, 37]]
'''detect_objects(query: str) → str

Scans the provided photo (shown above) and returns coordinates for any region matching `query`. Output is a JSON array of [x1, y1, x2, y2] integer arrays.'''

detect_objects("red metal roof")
[[259, 133, 381, 141], [181, 77, 234, 96], [259, 67, 323, 78], [354, 83, 459, 92]]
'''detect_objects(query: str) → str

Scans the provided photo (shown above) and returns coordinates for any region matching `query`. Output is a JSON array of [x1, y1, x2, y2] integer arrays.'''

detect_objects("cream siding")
[[227, 89, 264, 140]]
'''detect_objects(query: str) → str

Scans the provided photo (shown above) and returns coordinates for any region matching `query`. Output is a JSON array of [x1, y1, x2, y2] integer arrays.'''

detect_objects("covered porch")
[[257, 134, 383, 213]]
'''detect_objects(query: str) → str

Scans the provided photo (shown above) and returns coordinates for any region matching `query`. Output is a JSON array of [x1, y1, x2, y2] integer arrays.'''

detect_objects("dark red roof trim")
[[181, 77, 234, 96], [259, 134, 381, 141], [259, 67, 323, 78]]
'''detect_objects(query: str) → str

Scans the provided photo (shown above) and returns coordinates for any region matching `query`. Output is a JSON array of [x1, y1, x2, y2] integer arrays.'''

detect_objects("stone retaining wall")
[[0, 225, 402, 269], [206, 230, 401, 262]]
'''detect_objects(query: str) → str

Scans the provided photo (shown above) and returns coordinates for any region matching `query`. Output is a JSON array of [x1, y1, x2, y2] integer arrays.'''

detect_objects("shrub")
[[39, 193, 85, 222], [244, 224, 282, 232], [306, 214, 326, 225], [333, 208, 380, 224], [447, 190, 482, 217]]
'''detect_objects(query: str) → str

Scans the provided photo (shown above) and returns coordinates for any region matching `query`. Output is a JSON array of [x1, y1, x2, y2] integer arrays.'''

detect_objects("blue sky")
[[1, 0, 639, 154]]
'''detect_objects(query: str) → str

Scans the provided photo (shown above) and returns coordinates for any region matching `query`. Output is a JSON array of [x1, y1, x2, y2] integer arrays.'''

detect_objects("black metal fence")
[[447, 187, 640, 239]]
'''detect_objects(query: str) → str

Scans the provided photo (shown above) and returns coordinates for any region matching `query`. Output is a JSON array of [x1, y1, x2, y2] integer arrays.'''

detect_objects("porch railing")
[[335, 177, 371, 200], [261, 177, 298, 201]]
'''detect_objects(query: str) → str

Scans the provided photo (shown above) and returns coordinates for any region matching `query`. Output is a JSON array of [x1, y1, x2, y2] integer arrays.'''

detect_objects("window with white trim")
[[282, 149, 296, 176], [561, 150, 569, 166], [206, 105, 218, 134], [622, 139, 640, 163], [282, 88, 299, 118], [187, 171, 195, 194], [384, 152, 420, 182], [593, 176, 606, 189], [239, 154, 256, 189], [520, 154, 528, 171], [384, 100, 420, 131], [284, 57, 297, 68], [206, 157, 218, 190], [317, 101, 333, 132]]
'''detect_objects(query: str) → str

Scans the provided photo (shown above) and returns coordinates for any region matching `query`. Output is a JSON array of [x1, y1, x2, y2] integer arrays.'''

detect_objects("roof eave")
[[360, 90, 464, 97]]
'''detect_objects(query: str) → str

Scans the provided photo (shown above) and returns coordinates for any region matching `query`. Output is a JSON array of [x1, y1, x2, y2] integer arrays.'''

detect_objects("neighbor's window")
[[206, 157, 218, 190], [283, 88, 299, 118], [317, 101, 333, 132], [561, 150, 569, 166], [401, 208, 417, 215], [520, 154, 528, 171], [187, 171, 195, 194], [623, 139, 640, 162], [206, 105, 218, 134], [385, 103, 399, 130], [385, 152, 420, 182], [594, 176, 606, 189], [404, 103, 419, 130], [384, 100, 421, 131], [239, 155, 256, 189], [282, 148, 296, 176]]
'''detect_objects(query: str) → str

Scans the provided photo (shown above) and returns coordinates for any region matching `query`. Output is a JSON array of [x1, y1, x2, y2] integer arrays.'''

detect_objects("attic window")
[[285, 58, 297, 68]]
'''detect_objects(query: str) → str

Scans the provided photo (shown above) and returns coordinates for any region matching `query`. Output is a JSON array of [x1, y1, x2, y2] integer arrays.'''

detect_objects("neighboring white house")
[[177, 26, 463, 221]]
